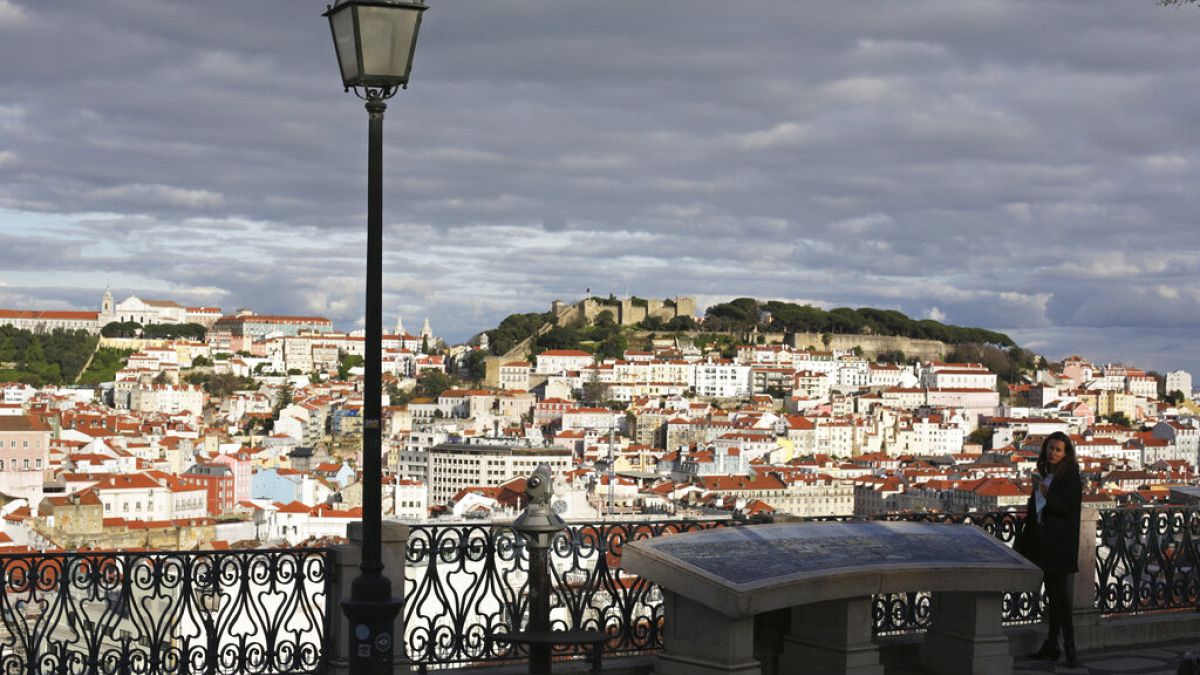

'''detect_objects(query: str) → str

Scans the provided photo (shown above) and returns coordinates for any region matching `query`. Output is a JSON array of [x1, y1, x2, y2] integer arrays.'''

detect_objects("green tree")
[[967, 427, 993, 451], [666, 315, 696, 331], [201, 372, 258, 398], [487, 311, 555, 355], [21, 337, 47, 371], [1103, 412, 1132, 427], [639, 316, 666, 331], [101, 321, 143, 338], [338, 354, 364, 379], [596, 332, 629, 360], [462, 349, 488, 382], [0, 334, 15, 363], [581, 380, 609, 405], [275, 379, 295, 412], [415, 370, 451, 398]]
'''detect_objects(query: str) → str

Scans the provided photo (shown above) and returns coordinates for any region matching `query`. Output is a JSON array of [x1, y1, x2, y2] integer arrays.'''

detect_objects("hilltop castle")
[[551, 296, 696, 328]]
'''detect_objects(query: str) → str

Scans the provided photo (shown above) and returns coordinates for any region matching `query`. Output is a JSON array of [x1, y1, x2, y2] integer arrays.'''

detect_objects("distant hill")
[[483, 298, 1017, 358], [703, 298, 1016, 347]]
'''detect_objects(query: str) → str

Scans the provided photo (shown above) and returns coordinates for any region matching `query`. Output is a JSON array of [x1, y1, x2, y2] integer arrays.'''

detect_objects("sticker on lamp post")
[[356, 624, 371, 657]]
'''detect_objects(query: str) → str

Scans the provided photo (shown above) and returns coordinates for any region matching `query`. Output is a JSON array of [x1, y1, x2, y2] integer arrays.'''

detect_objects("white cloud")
[[1141, 153, 1189, 173], [852, 38, 947, 61], [89, 184, 224, 209], [820, 77, 902, 104], [0, 0, 25, 25], [828, 213, 892, 234], [925, 307, 947, 322], [737, 122, 814, 150], [0, 104, 26, 134]]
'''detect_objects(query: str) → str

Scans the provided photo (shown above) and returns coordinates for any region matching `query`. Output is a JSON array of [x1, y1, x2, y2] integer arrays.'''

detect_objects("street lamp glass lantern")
[[324, 0, 427, 90]]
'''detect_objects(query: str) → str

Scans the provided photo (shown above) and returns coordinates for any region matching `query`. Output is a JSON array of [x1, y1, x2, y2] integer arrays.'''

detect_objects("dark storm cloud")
[[0, 0, 1199, 373]]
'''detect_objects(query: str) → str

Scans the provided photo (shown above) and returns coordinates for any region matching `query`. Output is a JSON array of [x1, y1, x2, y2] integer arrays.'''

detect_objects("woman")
[[1024, 431, 1083, 667]]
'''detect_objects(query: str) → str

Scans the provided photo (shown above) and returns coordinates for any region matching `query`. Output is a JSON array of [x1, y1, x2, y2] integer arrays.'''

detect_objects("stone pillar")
[[779, 597, 883, 675], [655, 590, 760, 675], [1072, 507, 1102, 651], [329, 520, 412, 675], [327, 540, 359, 674], [921, 592, 1013, 675]]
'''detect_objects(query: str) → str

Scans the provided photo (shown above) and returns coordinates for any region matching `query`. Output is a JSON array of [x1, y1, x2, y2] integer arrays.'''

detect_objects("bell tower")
[[100, 286, 115, 323]]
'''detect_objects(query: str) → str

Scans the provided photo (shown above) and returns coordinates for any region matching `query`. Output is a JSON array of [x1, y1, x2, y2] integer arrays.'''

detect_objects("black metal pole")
[[527, 538, 551, 674], [342, 94, 401, 673]]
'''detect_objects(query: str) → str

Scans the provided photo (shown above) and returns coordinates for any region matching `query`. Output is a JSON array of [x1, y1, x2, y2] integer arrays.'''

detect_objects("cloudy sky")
[[1, 0, 1199, 374]]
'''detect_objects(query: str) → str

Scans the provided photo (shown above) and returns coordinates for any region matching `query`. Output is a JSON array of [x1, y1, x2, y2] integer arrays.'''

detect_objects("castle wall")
[[788, 333, 947, 361]]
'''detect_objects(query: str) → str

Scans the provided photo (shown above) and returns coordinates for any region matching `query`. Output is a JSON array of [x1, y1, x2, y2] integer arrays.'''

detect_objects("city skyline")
[[1, 1, 1199, 373]]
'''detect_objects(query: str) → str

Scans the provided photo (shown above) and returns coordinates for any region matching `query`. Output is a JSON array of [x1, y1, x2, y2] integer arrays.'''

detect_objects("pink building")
[[209, 451, 253, 504], [0, 415, 51, 501]]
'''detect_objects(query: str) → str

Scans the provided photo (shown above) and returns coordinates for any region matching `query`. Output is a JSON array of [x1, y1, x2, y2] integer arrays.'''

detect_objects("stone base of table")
[[780, 598, 884, 675], [654, 591, 761, 675], [921, 592, 1013, 675]]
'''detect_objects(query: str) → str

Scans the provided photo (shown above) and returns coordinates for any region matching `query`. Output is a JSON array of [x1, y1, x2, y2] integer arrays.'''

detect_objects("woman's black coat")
[[1024, 463, 1083, 575]]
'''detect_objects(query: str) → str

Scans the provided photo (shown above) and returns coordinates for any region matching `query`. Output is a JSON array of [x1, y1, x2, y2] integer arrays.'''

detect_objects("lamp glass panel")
[[357, 5, 419, 80], [330, 8, 360, 84]]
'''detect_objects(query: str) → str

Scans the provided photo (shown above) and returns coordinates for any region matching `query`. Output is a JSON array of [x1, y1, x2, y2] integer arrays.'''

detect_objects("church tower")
[[100, 287, 115, 324], [421, 317, 432, 339], [395, 314, 406, 335]]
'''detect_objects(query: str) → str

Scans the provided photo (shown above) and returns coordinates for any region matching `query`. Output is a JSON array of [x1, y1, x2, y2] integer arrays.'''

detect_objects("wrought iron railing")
[[403, 519, 730, 669], [1097, 506, 1200, 615], [0, 548, 331, 674], [874, 511, 1043, 632], [403, 512, 1041, 670]]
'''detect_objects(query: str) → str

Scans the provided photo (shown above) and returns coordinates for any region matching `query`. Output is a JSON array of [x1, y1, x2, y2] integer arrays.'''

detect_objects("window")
[[35, 459, 41, 470], [21, 459, 28, 471]]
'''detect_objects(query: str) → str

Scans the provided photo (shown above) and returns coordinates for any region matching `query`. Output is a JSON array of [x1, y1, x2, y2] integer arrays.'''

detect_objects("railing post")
[[1072, 506, 1101, 652], [380, 520, 414, 674], [327, 538, 360, 675], [329, 521, 412, 674]]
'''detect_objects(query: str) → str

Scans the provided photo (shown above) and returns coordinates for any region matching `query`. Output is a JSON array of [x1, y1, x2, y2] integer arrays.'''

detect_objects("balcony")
[[0, 506, 1196, 673]]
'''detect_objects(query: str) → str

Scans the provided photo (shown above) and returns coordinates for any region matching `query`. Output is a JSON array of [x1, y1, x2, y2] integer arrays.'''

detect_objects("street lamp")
[[324, 0, 426, 672]]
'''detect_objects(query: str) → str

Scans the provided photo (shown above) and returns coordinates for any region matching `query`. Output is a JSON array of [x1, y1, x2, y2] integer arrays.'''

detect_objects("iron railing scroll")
[[878, 511, 1044, 630], [404, 511, 1046, 669], [1097, 506, 1200, 615], [403, 519, 735, 670], [0, 547, 331, 675]]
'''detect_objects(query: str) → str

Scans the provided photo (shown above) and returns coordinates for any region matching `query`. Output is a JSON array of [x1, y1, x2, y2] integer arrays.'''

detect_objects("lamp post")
[[323, 1, 426, 671]]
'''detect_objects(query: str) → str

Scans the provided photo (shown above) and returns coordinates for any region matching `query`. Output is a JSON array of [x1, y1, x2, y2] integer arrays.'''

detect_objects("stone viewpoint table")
[[622, 521, 1041, 675]]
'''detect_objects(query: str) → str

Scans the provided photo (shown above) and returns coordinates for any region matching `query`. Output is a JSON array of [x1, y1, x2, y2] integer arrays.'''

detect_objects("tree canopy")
[[485, 312, 554, 356], [701, 299, 1015, 347], [0, 326, 99, 385]]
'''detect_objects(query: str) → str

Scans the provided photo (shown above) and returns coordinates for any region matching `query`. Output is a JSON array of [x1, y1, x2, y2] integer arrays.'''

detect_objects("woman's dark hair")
[[1037, 431, 1077, 477]]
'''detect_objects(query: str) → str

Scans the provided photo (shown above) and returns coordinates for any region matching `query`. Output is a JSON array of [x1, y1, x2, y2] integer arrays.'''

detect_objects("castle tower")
[[395, 314, 406, 335]]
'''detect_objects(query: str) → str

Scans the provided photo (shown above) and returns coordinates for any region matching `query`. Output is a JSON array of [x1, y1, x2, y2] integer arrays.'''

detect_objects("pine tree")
[[22, 337, 47, 371], [0, 334, 16, 364]]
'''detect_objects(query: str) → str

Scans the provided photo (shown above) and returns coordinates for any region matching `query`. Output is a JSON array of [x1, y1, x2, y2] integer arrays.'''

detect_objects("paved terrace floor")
[[438, 640, 1200, 674], [1013, 640, 1200, 675]]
